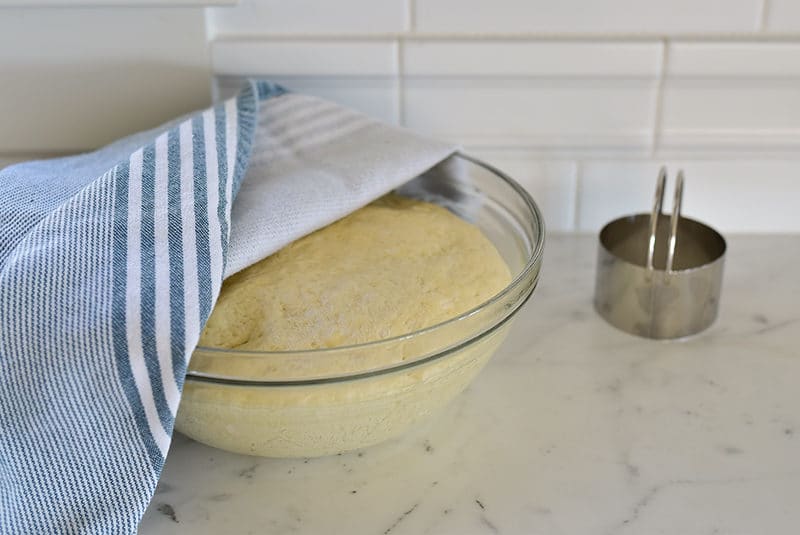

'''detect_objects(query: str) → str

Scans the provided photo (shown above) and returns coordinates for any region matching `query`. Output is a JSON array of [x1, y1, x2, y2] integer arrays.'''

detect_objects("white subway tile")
[[659, 83, 800, 150], [470, 151, 577, 232], [216, 76, 400, 125], [680, 160, 800, 233], [211, 40, 400, 124], [577, 161, 664, 232], [0, 8, 211, 153], [415, 0, 761, 33], [766, 0, 800, 31], [402, 41, 660, 151], [404, 41, 662, 77], [668, 41, 800, 77], [212, 40, 398, 76], [403, 81, 657, 150], [578, 160, 800, 233], [660, 42, 800, 151], [208, 0, 407, 37]]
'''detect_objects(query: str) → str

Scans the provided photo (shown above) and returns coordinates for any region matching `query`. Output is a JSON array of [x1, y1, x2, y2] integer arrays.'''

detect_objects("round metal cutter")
[[594, 168, 726, 339]]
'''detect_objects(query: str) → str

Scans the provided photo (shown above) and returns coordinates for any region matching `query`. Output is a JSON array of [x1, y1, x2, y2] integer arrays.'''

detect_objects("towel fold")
[[0, 80, 453, 533]]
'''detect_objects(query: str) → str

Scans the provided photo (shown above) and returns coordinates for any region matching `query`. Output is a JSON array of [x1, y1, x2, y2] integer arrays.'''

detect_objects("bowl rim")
[[186, 152, 546, 383]]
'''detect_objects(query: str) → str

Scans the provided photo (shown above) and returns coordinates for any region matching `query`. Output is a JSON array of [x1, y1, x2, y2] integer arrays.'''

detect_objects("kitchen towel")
[[0, 80, 453, 533]]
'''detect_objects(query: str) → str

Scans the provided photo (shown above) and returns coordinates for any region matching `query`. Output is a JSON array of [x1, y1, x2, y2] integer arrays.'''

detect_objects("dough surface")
[[199, 194, 511, 351]]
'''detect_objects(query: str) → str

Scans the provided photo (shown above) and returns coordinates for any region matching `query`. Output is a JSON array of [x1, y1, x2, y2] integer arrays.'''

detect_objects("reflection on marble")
[[140, 235, 800, 534]]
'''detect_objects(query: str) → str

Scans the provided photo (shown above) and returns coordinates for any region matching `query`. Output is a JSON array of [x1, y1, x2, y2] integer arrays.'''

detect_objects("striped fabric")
[[0, 81, 262, 533], [0, 80, 453, 533]]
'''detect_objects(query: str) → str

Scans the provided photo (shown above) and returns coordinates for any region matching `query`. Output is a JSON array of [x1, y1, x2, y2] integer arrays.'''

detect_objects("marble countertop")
[[140, 234, 800, 535]]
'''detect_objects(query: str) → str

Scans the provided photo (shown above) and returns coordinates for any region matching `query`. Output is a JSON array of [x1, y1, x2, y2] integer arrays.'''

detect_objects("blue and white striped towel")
[[0, 80, 453, 533]]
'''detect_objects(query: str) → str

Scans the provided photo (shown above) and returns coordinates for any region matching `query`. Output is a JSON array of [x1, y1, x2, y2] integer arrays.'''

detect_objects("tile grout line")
[[209, 32, 800, 42], [759, 0, 771, 32], [397, 38, 406, 126], [397, 0, 412, 125], [204, 8, 219, 100], [650, 38, 669, 158], [573, 161, 583, 231]]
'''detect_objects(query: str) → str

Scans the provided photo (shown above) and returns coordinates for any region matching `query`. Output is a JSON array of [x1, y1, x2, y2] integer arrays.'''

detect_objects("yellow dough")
[[199, 194, 511, 351], [179, 194, 517, 457]]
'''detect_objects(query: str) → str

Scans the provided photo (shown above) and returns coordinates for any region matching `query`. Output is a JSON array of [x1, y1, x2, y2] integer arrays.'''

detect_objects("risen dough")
[[199, 194, 510, 351]]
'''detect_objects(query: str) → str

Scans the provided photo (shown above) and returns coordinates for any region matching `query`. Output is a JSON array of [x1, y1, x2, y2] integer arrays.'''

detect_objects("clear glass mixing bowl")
[[175, 153, 545, 457]]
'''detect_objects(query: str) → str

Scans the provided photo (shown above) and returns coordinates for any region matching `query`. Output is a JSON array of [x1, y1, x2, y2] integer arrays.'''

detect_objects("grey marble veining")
[[139, 234, 800, 534]]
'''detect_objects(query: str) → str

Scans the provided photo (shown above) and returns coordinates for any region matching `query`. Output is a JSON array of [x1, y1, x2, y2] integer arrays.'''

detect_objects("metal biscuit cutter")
[[594, 167, 727, 339]]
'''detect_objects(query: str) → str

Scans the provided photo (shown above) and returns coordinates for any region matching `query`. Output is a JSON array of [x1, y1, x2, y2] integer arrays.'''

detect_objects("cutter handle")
[[666, 170, 684, 272], [646, 166, 668, 271]]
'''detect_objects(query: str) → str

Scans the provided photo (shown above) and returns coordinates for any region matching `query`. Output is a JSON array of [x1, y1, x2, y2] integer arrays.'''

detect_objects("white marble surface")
[[140, 234, 800, 535]]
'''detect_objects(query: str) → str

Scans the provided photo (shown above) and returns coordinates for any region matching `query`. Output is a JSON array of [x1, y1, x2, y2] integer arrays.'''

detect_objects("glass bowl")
[[175, 153, 545, 457]]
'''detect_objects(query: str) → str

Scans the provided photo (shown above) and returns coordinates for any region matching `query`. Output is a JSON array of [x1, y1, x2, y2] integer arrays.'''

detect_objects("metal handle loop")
[[646, 166, 667, 271], [666, 170, 684, 272]]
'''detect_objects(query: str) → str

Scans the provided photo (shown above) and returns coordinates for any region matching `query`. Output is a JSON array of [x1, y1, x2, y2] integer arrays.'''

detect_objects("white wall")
[[0, 5, 213, 157], [2, 0, 800, 233]]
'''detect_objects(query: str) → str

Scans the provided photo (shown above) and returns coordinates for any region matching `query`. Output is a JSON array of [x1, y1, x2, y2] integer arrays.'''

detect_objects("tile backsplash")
[[2, 0, 800, 233], [400, 40, 661, 151], [660, 41, 800, 151], [413, 0, 764, 34]]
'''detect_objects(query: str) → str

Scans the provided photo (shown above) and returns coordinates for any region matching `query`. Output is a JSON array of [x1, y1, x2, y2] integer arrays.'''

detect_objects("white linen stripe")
[[255, 92, 317, 123], [152, 133, 180, 415], [261, 98, 343, 135], [99, 169, 150, 502], [249, 115, 371, 166], [125, 148, 171, 457], [202, 110, 223, 286], [263, 110, 367, 152], [224, 98, 237, 218], [178, 120, 200, 363], [259, 105, 352, 149]]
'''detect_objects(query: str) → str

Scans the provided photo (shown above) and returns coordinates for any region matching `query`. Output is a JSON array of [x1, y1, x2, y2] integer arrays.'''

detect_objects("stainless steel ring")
[[594, 169, 726, 340]]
